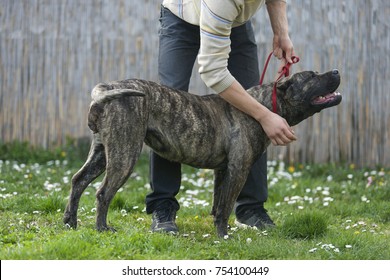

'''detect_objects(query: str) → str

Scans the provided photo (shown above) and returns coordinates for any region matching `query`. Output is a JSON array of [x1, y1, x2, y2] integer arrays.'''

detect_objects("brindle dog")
[[63, 69, 341, 237]]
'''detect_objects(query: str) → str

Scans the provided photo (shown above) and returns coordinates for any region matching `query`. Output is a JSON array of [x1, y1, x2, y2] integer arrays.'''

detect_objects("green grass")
[[0, 141, 389, 259]]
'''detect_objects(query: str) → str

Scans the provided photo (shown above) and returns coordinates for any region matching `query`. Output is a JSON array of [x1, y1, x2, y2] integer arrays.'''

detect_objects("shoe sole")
[[151, 222, 179, 234], [234, 219, 260, 230], [234, 219, 276, 230], [152, 229, 178, 235]]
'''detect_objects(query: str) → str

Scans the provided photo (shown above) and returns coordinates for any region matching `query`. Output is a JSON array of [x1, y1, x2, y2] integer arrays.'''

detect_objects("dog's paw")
[[96, 225, 117, 233], [63, 213, 78, 229], [216, 228, 229, 239]]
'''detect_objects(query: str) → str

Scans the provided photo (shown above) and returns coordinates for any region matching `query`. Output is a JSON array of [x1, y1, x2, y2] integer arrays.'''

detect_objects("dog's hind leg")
[[63, 135, 106, 229], [94, 100, 146, 232], [94, 140, 143, 232]]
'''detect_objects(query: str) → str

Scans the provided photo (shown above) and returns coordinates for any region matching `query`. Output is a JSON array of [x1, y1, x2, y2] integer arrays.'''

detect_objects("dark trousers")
[[145, 7, 268, 216]]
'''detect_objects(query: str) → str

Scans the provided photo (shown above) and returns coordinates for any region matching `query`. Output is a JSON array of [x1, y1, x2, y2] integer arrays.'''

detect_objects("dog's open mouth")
[[311, 91, 342, 106]]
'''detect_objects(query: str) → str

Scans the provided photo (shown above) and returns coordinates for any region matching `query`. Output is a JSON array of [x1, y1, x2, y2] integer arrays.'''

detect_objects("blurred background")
[[0, 0, 389, 167]]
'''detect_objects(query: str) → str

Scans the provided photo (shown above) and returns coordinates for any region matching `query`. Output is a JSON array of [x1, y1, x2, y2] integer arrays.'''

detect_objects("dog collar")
[[259, 51, 300, 114]]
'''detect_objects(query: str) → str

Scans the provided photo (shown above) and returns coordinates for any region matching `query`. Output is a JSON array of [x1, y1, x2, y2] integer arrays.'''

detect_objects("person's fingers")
[[280, 134, 293, 144], [285, 128, 297, 141], [275, 137, 288, 146], [285, 48, 294, 64], [282, 120, 297, 139], [278, 135, 294, 145], [273, 47, 283, 60], [270, 130, 296, 146], [261, 112, 297, 146], [277, 59, 286, 74]]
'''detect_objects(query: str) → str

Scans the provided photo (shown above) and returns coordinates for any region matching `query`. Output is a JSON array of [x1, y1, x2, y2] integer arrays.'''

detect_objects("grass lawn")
[[0, 142, 389, 260]]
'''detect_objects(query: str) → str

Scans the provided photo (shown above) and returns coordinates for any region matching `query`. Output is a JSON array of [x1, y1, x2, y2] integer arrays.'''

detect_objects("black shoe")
[[235, 206, 275, 230], [151, 202, 179, 234]]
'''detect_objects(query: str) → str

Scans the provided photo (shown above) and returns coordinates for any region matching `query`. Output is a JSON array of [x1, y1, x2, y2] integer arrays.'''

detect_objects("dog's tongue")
[[312, 92, 341, 104]]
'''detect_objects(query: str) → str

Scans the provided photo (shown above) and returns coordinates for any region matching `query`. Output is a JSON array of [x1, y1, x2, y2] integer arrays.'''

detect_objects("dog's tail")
[[91, 83, 145, 104], [87, 84, 145, 133]]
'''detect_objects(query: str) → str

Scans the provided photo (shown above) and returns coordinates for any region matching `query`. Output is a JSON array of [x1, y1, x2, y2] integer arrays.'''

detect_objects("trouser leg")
[[146, 7, 200, 214]]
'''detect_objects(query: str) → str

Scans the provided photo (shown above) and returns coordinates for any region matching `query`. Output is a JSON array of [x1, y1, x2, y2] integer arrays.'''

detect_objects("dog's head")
[[276, 69, 342, 125]]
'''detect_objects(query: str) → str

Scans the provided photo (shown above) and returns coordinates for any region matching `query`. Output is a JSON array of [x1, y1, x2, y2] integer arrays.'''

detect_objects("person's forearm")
[[266, 0, 294, 63], [219, 80, 297, 145], [219, 80, 269, 123], [266, 0, 289, 37]]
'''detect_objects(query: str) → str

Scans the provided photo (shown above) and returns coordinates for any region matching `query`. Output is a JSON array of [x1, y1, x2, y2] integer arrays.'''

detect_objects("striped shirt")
[[162, 0, 285, 93]]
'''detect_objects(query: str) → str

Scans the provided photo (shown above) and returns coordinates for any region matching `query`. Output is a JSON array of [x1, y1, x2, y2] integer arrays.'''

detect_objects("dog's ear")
[[276, 76, 294, 90]]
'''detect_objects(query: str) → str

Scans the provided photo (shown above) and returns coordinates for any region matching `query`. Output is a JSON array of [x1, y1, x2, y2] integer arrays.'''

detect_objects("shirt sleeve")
[[197, 0, 240, 94], [265, 0, 287, 3]]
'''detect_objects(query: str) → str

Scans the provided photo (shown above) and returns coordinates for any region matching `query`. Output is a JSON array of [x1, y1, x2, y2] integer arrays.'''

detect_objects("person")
[[146, 0, 297, 233]]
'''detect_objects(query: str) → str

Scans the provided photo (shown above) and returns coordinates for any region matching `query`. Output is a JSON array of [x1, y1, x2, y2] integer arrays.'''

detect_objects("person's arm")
[[199, 0, 296, 145], [266, 0, 295, 65], [219, 80, 296, 146]]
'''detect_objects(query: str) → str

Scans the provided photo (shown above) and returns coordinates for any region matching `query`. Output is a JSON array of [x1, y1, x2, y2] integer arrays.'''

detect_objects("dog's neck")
[[247, 84, 285, 114], [247, 84, 311, 127]]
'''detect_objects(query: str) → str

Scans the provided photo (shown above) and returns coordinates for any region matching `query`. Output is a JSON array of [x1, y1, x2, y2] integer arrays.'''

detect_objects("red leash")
[[259, 51, 300, 114]]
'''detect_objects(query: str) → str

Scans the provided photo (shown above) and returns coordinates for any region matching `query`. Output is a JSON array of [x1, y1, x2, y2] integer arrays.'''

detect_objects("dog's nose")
[[332, 69, 339, 75]]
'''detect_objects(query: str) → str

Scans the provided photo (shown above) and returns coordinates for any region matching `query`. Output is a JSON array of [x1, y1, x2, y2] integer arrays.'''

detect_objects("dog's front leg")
[[212, 166, 250, 238]]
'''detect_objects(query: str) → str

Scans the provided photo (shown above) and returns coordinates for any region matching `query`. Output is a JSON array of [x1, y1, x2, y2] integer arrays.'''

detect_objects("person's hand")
[[272, 34, 295, 73], [259, 110, 297, 146]]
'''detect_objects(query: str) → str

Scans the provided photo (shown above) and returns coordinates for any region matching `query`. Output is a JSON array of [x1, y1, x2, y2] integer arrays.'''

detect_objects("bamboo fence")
[[0, 0, 389, 167]]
